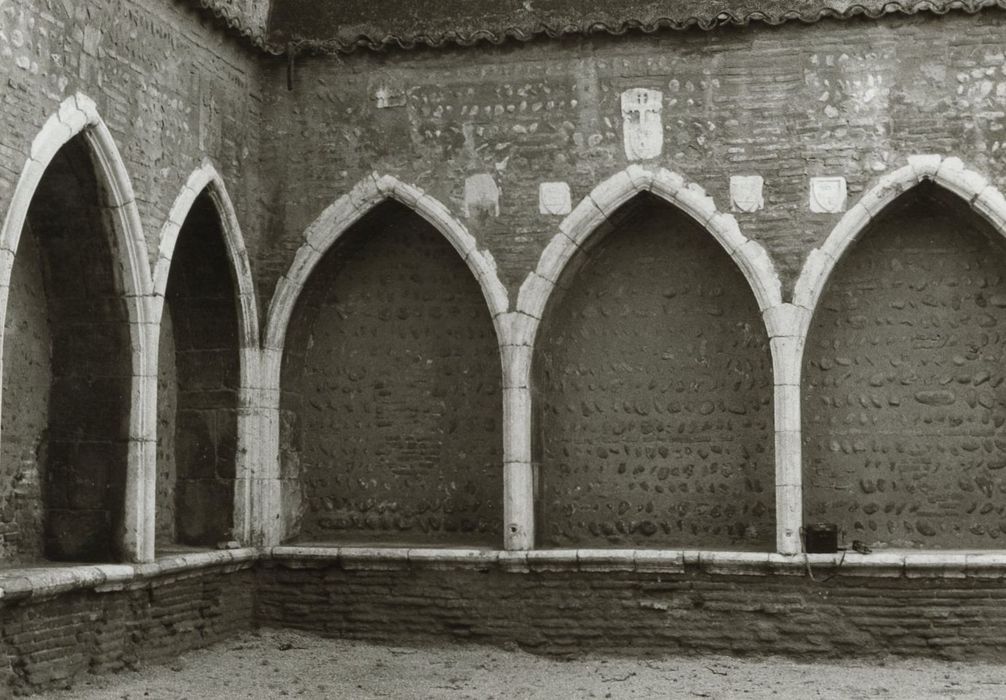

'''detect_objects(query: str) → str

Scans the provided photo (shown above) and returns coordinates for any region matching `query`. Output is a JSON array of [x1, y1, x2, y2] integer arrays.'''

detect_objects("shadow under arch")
[[0, 93, 155, 562], [153, 161, 261, 549], [796, 157, 1006, 550], [153, 159, 259, 346], [521, 166, 782, 549]]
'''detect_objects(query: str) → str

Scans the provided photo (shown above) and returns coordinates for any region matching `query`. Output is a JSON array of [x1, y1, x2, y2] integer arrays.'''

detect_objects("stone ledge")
[[5, 547, 1006, 601], [0, 548, 258, 602], [267, 547, 1002, 580]]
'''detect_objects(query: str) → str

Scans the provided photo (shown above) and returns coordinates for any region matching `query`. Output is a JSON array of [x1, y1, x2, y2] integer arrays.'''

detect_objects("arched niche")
[[280, 200, 503, 546], [155, 190, 242, 550], [1, 135, 133, 562], [803, 183, 1006, 549], [534, 193, 775, 549]]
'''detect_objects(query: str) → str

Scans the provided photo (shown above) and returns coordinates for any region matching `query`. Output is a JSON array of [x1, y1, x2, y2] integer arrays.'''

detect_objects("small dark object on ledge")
[[804, 523, 838, 554]]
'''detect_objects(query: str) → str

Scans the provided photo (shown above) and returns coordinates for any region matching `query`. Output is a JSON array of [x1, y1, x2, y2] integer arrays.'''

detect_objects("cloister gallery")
[[6, 0, 1006, 691]]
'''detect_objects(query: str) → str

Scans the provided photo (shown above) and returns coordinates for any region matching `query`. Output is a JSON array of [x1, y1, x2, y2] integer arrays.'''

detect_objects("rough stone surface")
[[804, 186, 1006, 548], [536, 196, 774, 548], [280, 202, 503, 546]]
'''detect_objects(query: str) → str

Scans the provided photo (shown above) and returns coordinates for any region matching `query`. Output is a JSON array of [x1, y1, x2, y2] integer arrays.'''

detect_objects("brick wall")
[[0, 224, 49, 562], [7, 550, 1006, 696], [280, 202, 503, 545], [256, 557, 1006, 661], [21, 136, 133, 563], [258, 10, 1006, 301], [805, 185, 1006, 549], [535, 196, 774, 549], [162, 192, 241, 547], [0, 0, 265, 564], [0, 0, 266, 282], [1, 564, 254, 695]]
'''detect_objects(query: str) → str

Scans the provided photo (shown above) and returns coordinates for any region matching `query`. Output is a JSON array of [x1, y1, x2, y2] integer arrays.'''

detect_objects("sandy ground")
[[31, 628, 1006, 699]]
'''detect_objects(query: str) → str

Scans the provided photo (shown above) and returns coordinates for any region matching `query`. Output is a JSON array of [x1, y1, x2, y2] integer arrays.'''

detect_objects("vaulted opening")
[[156, 190, 241, 551], [534, 194, 775, 549], [280, 201, 503, 546], [803, 184, 1006, 549], [1, 135, 132, 563]]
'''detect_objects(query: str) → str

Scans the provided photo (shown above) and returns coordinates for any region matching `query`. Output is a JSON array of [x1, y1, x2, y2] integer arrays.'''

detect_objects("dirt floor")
[[31, 628, 1006, 699]]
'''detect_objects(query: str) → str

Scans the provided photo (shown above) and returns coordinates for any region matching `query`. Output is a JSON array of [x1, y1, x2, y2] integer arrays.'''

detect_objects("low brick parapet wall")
[[5, 547, 1006, 693], [259, 547, 1006, 660], [1, 550, 257, 694]]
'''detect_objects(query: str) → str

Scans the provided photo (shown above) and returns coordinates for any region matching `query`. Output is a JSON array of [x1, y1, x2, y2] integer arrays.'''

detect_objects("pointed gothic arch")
[[153, 161, 260, 550], [796, 156, 1006, 550], [515, 165, 783, 349], [516, 165, 784, 550], [259, 173, 509, 545], [264, 172, 508, 356], [0, 93, 155, 562], [794, 155, 1006, 336], [153, 159, 259, 345]]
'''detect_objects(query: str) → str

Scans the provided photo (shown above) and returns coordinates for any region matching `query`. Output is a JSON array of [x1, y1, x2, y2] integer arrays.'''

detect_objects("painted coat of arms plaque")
[[621, 88, 663, 161]]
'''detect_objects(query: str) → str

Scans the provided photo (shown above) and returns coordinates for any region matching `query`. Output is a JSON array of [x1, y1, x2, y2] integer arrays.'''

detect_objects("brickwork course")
[[6, 0, 1006, 693]]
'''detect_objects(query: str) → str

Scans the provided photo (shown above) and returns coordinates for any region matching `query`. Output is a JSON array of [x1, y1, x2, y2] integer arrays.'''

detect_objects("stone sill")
[[266, 546, 1006, 580], [5, 547, 1006, 601], [0, 548, 258, 602]]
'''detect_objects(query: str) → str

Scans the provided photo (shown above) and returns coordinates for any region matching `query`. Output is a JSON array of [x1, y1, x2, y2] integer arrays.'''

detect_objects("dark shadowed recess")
[[11, 135, 133, 562], [280, 201, 503, 547], [804, 184, 1006, 549], [161, 192, 241, 548], [534, 193, 775, 550]]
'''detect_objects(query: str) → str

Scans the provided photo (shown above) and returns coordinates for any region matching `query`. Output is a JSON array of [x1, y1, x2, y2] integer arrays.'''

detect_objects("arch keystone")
[[907, 154, 943, 180]]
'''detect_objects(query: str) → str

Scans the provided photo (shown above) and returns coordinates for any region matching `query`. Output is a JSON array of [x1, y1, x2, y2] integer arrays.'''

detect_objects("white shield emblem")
[[730, 175, 764, 213], [809, 176, 847, 213], [463, 174, 500, 218], [539, 182, 572, 216], [621, 88, 663, 161]]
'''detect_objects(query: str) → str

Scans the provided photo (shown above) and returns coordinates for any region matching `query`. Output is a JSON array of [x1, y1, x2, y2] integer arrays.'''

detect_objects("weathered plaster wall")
[[535, 196, 774, 549], [804, 186, 1006, 549], [0, 224, 49, 563], [280, 202, 503, 546]]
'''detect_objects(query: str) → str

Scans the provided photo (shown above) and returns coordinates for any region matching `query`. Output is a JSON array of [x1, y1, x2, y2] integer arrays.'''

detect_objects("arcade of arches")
[[9, 0, 1006, 688]]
